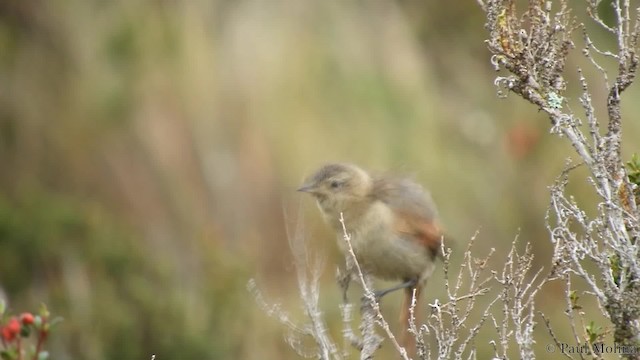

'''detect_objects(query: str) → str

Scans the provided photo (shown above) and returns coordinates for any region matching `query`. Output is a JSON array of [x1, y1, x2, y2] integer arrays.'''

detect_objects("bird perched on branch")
[[298, 163, 445, 348]]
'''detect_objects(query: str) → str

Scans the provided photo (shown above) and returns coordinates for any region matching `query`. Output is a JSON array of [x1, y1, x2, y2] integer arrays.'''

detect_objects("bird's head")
[[298, 163, 373, 219]]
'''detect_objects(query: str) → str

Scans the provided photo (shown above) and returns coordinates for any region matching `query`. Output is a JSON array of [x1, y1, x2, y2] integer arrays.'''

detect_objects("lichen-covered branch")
[[480, 0, 640, 357]]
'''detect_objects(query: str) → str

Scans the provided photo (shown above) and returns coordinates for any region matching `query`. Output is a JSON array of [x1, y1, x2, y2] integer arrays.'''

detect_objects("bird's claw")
[[360, 291, 381, 309]]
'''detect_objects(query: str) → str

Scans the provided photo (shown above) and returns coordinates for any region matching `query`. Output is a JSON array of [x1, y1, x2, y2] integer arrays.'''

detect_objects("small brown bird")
[[298, 163, 444, 346]]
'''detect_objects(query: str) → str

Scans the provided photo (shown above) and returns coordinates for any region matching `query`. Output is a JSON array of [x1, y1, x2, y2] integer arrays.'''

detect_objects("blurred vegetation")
[[0, 0, 638, 359]]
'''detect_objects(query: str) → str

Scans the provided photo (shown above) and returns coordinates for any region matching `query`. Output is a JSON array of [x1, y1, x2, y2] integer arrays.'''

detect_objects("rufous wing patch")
[[393, 209, 443, 259]]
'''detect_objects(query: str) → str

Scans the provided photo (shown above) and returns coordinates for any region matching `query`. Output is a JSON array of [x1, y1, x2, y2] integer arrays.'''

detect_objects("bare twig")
[[338, 212, 407, 360]]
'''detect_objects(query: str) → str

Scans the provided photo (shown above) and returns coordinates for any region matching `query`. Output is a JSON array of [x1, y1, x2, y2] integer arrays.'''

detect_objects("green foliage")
[[610, 254, 623, 287], [0, 191, 243, 359], [585, 320, 604, 344], [625, 154, 640, 215], [627, 154, 640, 187], [569, 290, 582, 311]]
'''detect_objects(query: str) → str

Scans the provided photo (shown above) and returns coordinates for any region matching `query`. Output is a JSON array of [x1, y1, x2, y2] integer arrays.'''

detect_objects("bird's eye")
[[330, 180, 342, 189]]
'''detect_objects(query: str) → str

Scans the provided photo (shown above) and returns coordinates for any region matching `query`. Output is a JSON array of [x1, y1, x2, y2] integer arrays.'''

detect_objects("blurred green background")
[[1, 0, 639, 359]]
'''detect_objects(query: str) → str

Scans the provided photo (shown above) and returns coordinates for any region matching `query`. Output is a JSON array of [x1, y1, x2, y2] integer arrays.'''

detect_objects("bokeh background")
[[1, 0, 639, 359]]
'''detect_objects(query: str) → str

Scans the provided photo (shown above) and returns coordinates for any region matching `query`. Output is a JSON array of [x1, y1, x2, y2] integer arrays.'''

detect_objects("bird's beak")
[[297, 183, 316, 193]]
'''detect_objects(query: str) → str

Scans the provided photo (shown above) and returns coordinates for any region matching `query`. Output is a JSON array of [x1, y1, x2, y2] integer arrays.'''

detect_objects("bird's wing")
[[372, 176, 443, 259]]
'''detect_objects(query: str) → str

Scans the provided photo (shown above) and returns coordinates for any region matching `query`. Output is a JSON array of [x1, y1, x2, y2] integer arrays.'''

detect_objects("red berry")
[[1, 326, 13, 341], [21, 312, 34, 325], [1, 317, 20, 341]]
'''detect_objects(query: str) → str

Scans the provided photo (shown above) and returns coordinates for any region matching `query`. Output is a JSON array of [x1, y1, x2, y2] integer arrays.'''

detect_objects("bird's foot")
[[360, 291, 381, 308]]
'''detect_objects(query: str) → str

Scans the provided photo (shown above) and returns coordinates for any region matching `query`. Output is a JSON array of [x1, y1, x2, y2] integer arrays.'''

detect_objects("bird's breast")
[[337, 202, 434, 282]]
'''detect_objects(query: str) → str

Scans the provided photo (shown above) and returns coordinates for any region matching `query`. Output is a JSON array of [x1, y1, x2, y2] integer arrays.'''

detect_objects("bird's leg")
[[337, 267, 352, 303], [338, 255, 359, 303], [370, 278, 418, 301]]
